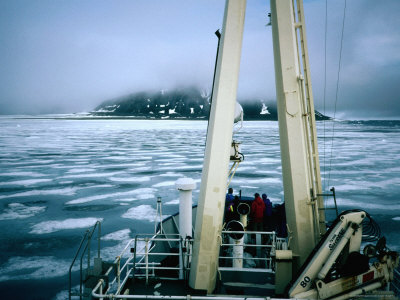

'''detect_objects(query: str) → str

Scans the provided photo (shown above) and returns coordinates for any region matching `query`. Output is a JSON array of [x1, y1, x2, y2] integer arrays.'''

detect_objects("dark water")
[[0, 118, 399, 299]]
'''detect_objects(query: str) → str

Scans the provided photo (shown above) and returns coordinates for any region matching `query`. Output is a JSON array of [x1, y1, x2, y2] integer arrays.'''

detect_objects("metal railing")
[[318, 186, 339, 217], [69, 220, 101, 300], [91, 230, 285, 299], [91, 233, 189, 298], [219, 230, 285, 271], [132, 234, 189, 282], [392, 265, 400, 297]]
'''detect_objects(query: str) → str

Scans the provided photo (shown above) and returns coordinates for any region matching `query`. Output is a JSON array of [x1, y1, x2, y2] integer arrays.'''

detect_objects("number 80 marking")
[[300, 276, 311, 288]]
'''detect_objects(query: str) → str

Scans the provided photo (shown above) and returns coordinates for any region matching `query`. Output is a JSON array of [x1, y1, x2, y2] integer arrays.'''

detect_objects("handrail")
[[317, 186, 338, 217], [91, 230, 284, 298], [69, 229, 89, 300], [90, 233, 185, 297], [69, 220, 101, 300], [219, 230, 280, 270]]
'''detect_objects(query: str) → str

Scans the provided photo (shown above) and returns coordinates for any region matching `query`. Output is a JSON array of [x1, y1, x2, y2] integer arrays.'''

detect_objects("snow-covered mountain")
[[91, 87, 331, 121]]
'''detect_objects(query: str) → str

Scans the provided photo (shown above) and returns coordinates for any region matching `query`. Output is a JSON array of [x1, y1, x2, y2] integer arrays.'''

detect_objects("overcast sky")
[[0, 0, 399, 119]]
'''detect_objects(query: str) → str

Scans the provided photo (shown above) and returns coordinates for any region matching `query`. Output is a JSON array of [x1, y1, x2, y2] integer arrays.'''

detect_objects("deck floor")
[[121, 277, 277, 298], [122, 277, 206, 296]]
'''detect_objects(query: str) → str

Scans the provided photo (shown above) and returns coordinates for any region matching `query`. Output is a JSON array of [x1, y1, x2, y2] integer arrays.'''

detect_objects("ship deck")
[[120, 276, 277, 298]]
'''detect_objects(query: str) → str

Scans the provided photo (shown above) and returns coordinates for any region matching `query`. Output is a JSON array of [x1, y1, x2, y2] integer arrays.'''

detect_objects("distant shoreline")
[[1, 115, 400, 122]]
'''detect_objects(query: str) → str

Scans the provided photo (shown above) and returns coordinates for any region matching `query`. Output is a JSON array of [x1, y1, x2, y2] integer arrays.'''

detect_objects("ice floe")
[[30, 217, 102, 234], [337, 198, 400, 210], [122, 205, 159, 222], [152, 181, 176, 187], [102, 229, 131, 241], [130, 188, 156, 200], [67, 167, 96, 173], [60, 171, 123, 179], [0, 203, 46, 220], [0, 171, 46, 177], [100, 240, 146, 262], [66, 188, 156, 205], [0, 187, 78, 199], [165, 199, 179, 205], [66, 194, 111, 205], [231, 177, 281, 185], [0, 178, 52, 186], [334, 178, 400, 192], [0, 256, 75, 281], [109, 176, 151, 183], [239, 185, 260, 189]]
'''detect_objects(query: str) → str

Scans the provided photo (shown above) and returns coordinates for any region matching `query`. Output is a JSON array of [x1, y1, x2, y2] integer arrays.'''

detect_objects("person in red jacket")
[[251, 193, 265, 232]]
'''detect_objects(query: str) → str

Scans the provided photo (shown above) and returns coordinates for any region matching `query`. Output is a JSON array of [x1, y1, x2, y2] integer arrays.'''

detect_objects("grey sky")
[[0, 0, 399, 119]]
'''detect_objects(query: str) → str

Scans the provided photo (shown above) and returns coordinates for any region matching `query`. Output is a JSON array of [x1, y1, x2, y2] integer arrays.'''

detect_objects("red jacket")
[[251, 196, 265, 223]]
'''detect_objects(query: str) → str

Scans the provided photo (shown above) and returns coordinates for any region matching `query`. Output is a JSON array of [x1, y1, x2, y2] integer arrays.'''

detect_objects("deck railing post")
[[99, 280, 104, 300], [87, 233, 91, 274], [69, 229, 89, 300], [133, 237, 137, 277], [179, 237, 184, 279], [145, 238, 149, 285], [98, 221, 101, 258], [80, 252, 83, 300], [117, 256, 121, 291]]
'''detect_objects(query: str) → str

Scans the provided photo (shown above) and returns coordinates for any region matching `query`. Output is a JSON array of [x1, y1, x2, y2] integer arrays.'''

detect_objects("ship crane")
[[287, 210, 399, 299]]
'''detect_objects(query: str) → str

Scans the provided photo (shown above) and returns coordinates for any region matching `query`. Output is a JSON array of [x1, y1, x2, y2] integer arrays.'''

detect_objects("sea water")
[[0, 118, 399, 299]]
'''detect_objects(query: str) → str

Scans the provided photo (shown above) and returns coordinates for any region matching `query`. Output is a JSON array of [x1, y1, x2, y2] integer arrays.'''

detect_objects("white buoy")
[[175, 178, 196, 239]]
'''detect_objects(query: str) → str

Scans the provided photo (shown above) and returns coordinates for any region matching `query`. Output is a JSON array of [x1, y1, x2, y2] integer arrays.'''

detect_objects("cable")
[[327, 0, 347, 188], [323, 0, 328, 192], [362, 214, 382, 243]]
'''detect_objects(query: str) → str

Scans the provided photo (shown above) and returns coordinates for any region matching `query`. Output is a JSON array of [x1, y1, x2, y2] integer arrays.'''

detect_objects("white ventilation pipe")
[[231, 237, 244, 268], [175, 177, 196, 280], [226, 220, 245, 268], [237, 202, 250, 230], [175, 178, 196, 239]]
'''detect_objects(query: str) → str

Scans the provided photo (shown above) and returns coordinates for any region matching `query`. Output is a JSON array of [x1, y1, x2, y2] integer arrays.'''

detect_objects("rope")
[[323, 0, 328, 191], [327, 0, 347, 188]]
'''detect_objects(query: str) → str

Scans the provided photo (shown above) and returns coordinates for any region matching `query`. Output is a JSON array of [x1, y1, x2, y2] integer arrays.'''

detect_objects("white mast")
[[271, 0, 325, 269], [189, 0, 246, 293]]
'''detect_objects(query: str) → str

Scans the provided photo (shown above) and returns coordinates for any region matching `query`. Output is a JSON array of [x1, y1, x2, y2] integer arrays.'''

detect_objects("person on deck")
[[225, 188, 235, 223], [262, 193, 273, 231], [276, 203, 287, 238], [231, 195, 240, 221], [226, 187, 234, 203], [251, 193, 265, 232]]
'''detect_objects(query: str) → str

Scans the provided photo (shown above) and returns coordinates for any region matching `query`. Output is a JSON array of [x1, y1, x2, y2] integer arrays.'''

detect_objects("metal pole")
[[69, 229, 89, 300], [117, 257, 121, 291], [98, 221, 101, 258], [331, 187, 338, 216], [88, 233, 91, 273], [145, 239, 149, 285]]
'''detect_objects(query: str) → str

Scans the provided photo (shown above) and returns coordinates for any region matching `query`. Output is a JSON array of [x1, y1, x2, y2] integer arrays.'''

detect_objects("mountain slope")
[[92, 87, 331, 121]]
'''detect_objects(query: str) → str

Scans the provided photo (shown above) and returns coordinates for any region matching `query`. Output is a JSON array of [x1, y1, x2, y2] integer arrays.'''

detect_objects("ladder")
[[292, 0, 326, 237]]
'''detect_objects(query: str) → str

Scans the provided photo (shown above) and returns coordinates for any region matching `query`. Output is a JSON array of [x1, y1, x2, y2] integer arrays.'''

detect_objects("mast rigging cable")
[[326, 0, 347, 189]]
